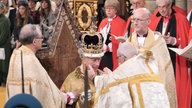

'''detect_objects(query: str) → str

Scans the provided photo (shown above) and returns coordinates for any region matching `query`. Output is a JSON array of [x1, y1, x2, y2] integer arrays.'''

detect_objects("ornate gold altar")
[[69, 0, 98, 31]]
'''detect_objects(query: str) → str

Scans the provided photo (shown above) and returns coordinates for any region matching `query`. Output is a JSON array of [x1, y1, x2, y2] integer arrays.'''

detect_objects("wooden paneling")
[[37, 0, 81, 88], [39, 22, 81, 87]]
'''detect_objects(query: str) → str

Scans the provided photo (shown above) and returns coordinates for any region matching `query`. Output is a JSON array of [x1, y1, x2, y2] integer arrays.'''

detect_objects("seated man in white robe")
[[89, 42, 170, 108], [6, 24, 78, 108]]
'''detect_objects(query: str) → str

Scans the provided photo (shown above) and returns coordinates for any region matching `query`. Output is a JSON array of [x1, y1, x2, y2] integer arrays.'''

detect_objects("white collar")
[[108, 15, 116, 22]]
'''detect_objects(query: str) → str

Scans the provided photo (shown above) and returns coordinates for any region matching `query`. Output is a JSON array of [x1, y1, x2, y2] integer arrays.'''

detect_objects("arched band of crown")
[[81, 32, 104, 57]]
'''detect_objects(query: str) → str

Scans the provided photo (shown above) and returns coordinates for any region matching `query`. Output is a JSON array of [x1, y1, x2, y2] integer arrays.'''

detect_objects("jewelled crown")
[[80, 21, 104, 58]]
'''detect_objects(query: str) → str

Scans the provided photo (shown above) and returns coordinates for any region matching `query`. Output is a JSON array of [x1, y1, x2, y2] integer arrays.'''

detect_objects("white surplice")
[[6, 46, 67, 108]]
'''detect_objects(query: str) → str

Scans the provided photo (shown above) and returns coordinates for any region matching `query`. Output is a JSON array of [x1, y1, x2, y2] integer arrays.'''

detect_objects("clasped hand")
[[163, 35, 176, 45]]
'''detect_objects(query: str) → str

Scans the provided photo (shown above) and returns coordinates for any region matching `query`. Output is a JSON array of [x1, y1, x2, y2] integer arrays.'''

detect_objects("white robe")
[[129, 29, 177, 108], [6, 46, 67, 108], [94, 51, 170, 108]]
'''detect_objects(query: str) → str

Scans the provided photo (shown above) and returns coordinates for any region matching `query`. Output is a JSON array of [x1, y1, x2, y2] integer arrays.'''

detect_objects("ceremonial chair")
[[4, 94, 42, 108]]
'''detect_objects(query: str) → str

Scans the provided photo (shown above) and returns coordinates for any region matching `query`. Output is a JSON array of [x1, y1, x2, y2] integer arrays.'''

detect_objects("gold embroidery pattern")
[[7, 77, 49, 89], [136, 83, 144, 108], [75, 67, 84, 79], [144, 50, 154, 74], [94, 74, 163, 106]]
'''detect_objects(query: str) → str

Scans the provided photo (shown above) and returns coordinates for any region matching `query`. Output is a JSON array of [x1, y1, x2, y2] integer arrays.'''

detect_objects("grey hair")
[[117, 42, 138, 59], [19, 24, 42, 45], [104, 0, 120, 12], [156, 0, 173, 5]]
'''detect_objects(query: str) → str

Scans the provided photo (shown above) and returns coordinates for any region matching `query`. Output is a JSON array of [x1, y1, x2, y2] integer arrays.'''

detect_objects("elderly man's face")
[[84, 57, 101, 72], [117, 55, 127, 65], [33, 28, 43, 50], [157, 0, 171, 17], [132, 11, 149, 34], [131, 0, 145, 10]]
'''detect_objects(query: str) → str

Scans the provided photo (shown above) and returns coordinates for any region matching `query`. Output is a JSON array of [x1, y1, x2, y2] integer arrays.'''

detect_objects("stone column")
[[187, 0, 192, 12], [175, 0, 187, 12], [145, 0, 157, 13]]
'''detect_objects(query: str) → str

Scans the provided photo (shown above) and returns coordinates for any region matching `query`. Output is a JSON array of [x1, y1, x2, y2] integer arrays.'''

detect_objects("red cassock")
[[98, 16, 126, 70], [172, 6, 187, 16], [189, 27, 192, 41], [122, 15, 133, 38], [149, 11, 191, 108]]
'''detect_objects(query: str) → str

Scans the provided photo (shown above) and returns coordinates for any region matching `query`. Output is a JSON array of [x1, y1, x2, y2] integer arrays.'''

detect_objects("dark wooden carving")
[[37, 0, 82, 88]]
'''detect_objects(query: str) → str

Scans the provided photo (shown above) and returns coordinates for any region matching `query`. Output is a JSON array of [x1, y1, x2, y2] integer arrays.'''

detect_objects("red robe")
[[189, 27, 192, 102], [122, 15, 133, 38], [189, 27, 192, 41], [187, 6, 192, 25], [188, 6, 192, 13], [172, 6, 187, 16], [98, 16, 126, 70], [149, 11, 191, 108]]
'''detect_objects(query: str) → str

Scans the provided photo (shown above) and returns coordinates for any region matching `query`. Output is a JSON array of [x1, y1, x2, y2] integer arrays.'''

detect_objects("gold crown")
[[80, 30, 104, 58], [79, 17, 104, 58]]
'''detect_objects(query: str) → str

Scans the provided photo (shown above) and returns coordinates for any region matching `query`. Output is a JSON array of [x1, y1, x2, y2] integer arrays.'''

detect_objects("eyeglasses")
[[157, 4, 170, 10], [131, 17, 149, 22], [117, 55, 127, 59], [104, 7, 115, 10], [35, 36, 43, 39]]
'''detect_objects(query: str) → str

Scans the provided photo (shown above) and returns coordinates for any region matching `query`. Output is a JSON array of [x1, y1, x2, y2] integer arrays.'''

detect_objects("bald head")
[[117, 42, 138, 60], [133, 8, 151, 19]]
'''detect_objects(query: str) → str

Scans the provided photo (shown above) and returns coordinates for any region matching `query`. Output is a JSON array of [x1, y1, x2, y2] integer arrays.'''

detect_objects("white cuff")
[[108, 42, 112, 52], [94, 76, 102, 86], [66, 92, 75, 105]]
